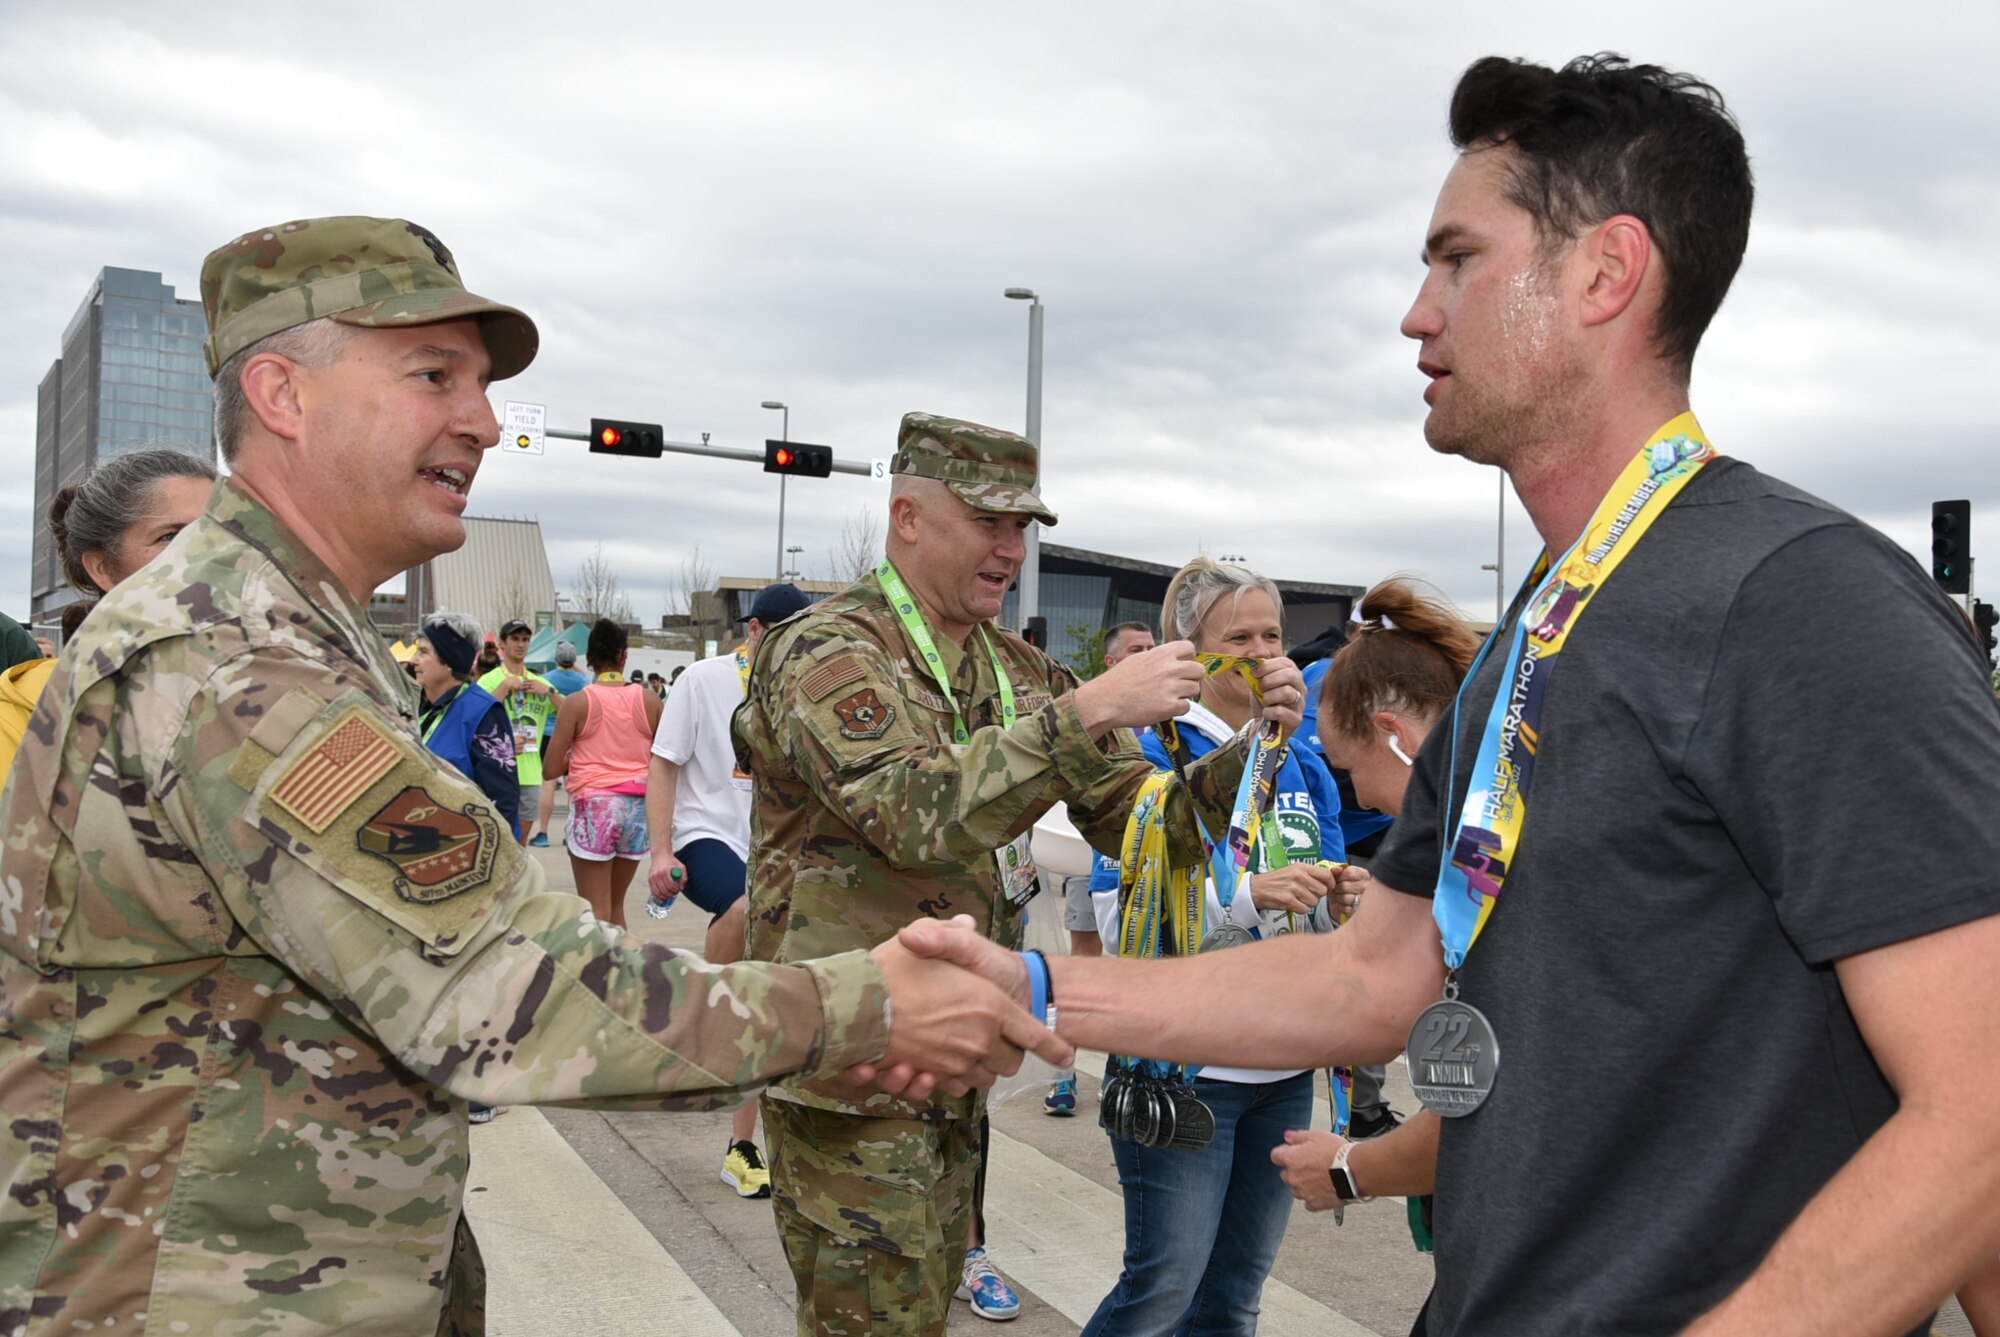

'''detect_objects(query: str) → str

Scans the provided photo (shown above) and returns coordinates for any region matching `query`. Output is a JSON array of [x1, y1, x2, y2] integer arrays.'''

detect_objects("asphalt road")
[[464, 826, 1974, 1337]]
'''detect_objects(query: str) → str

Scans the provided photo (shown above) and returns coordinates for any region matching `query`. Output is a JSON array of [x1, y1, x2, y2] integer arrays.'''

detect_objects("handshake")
[[853, 915, 1062, 1100]]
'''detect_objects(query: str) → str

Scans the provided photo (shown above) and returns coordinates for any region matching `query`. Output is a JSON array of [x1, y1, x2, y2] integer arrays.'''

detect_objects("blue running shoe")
[[1043, 1077, 1077, 1117], [528, 832, 550, 847], [956, 1247, 1020, 1321]]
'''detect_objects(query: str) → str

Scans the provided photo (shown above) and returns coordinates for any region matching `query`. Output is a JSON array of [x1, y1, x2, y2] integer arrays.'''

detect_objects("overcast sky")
[[4, 1, 1994, 628]]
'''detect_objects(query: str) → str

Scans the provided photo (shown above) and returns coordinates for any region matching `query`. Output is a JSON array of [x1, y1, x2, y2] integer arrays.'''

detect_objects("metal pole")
[[775, 406, 789, 580], [1495, 469, 1506, 622], [1022, 299, 1043, 625], [547, 426, 871, 475]]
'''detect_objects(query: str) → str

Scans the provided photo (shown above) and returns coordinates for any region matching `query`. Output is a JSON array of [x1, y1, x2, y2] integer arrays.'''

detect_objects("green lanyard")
[[420, 685, 458, 744], [876, 560, 1015, 743]]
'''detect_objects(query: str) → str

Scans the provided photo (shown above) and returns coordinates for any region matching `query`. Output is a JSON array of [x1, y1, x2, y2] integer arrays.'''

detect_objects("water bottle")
[[645, 865, 684, 920]]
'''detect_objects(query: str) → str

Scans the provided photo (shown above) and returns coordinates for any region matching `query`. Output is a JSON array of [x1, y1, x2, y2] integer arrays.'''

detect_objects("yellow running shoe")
[[721, 1140, 771, 1199]]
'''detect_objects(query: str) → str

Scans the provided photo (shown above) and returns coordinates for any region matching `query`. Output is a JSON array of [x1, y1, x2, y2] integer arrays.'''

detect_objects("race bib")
[[996, 833, 1039, 906]]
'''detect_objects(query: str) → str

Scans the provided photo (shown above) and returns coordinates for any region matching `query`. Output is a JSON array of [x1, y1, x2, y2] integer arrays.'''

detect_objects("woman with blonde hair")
[[1084, 556, 1346, 1337]]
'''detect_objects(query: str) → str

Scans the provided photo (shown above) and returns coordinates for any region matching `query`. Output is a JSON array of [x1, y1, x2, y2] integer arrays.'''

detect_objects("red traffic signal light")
[[590, 418, 664, 459], [763, 440, 833, 477]]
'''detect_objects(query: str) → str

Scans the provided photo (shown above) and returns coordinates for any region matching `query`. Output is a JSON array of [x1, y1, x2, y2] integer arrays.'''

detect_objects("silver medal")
[[1407, 997, 1500, 1117], [1199, 922, 1256, 953], [1167, 1086, 1216, 1151], [1128, 1082, 1161, 1146]]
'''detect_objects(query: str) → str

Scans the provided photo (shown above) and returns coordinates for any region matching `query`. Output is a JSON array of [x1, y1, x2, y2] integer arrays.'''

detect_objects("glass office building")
[[1000, 542, 1360, 669], [32, 268, 214, 629]]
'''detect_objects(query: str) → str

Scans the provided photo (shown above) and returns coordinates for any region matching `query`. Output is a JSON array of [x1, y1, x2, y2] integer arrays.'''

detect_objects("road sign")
[[871, 457, 890, 480], [503, 401, 546, 456]]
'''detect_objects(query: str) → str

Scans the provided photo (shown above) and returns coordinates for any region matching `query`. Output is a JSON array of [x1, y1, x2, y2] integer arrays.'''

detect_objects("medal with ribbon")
[[1184, 655, 1286, 954], [1105, 773, 1216, 1151], [1413, 413, 1717, 1118], [1102, 653, 1294, 1151]]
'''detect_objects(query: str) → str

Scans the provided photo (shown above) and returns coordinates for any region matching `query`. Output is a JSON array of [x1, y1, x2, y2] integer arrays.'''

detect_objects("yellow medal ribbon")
[[1117, 774, 1205, 961], [1435, 413, 1717, 966], [1193, 653, 1266, 702]]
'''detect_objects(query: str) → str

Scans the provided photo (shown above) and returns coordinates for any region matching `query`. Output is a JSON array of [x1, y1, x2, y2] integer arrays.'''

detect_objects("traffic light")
[[1932, 499, 1971, 594], [763, 440, 833, 477], [1023, 616, 1049, 649], [590, 418, 664, 459], [1974, 600, 1998, 666]]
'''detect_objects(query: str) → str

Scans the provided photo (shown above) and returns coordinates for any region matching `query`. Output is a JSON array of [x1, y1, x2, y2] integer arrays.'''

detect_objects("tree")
[[568, 544, 635, 626], [492, 574, 535, 632], [1065, 622, 1109, 679], [829, 506, 883, 583], [669, 544, 717, 618], [663, 544, 727, 650]]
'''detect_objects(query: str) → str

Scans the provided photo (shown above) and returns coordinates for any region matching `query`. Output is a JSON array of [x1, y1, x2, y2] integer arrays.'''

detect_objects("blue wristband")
[[1020, 949, 1050, 1026]]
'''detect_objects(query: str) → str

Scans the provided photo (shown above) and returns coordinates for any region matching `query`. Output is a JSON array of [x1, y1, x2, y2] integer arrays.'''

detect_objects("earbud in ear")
[[1388, 735, 1415, 766]]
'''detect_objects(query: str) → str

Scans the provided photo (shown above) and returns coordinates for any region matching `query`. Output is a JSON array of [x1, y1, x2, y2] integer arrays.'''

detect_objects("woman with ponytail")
[[1271, 578, 1479, 1244], [47, 448, 217, 612], [5, 450, 216, 781]]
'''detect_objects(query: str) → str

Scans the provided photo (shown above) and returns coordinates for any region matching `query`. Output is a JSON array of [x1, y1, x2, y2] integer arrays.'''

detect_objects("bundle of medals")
[[1101, 655, 1289, 1152]]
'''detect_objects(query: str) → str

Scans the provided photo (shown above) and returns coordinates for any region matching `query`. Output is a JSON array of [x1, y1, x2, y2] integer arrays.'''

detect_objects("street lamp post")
[[785, 545, 804, 581], [1003, 288, 1043, 629], [761, 401, 789, 580], [1479, 472, 1505, 621]]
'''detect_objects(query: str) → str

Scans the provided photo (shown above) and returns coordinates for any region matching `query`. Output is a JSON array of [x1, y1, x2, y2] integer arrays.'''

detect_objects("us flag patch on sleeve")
[[802, 654, 868, 702], [270, 709, 402, 834]]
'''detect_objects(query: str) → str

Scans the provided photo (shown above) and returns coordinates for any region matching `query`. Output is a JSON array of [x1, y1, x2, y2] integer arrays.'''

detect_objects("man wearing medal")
[[880, 56, 2000, 1337], [733, 412, 1308, 1336]]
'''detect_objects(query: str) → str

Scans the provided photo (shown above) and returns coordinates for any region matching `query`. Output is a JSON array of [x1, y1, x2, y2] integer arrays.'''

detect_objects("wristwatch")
[[1328, 1138, 1374, 1204]]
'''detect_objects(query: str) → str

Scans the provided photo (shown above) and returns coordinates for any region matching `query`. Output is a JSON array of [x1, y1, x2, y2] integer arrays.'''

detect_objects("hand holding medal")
[[1250, 655, 1307, 735], [1073, 639, 1207, 737]]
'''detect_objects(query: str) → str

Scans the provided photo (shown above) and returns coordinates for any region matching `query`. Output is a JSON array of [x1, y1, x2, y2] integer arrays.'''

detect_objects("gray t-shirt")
[[1373, 458, 2000, 1336]]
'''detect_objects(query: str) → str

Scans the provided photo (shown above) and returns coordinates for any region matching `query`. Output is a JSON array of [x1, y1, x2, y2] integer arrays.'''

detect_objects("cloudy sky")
[[3, 1, 1994, 628]]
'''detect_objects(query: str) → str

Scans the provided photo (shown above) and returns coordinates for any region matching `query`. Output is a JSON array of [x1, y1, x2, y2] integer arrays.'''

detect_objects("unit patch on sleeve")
[[832, 688, 895, 741], [269, 709, 402, 834], [355, 786, 502, 903]]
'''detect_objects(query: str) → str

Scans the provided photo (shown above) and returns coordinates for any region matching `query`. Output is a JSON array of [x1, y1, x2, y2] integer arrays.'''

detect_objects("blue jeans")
[[1083, 1071, 1313, 1337]]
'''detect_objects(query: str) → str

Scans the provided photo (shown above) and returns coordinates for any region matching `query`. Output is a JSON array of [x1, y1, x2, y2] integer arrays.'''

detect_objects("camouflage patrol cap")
[[199, 216, 538, 381], [892, 412, 1059, 526]]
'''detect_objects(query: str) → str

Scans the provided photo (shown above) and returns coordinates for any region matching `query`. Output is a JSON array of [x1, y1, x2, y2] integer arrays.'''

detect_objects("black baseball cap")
[[746, 583, 813, 626], [498, 618, 532, 639]]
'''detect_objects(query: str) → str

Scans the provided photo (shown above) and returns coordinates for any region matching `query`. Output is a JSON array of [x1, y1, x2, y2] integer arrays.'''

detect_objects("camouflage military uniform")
[[734, 414, 1247, 1337], [0, 220, 893, 1337]]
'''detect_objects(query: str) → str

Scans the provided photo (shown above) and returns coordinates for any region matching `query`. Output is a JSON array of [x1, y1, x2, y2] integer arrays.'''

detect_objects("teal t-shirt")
[[477, 665, 554, 785]]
